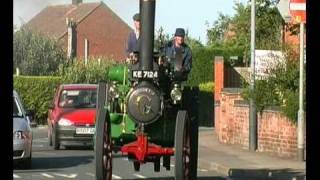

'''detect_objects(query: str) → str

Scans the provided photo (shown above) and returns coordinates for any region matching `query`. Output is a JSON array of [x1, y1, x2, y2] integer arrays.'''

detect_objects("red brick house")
[[25, 0, 132, 61]]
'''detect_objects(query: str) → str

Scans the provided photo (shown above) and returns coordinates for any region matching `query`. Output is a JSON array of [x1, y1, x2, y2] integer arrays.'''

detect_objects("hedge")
[[198, 82, 215, 126], [13, 76, 62, 125], [187, 46, 243, 86]]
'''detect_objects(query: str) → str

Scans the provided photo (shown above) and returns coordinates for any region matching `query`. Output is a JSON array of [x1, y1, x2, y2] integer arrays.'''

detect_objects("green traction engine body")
[[95, 0, 199, 179], [106, 64, 178, 148]]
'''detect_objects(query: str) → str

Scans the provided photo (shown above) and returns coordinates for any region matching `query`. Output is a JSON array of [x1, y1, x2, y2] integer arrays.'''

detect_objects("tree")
[[206, 13, 232, 46], [206, 0, 283, 64], [154, 26, 170, 51], [13, 27, 67, 75]]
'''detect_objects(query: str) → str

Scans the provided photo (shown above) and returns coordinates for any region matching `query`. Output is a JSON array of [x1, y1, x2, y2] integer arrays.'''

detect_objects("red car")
[[47, 84, 97, 150]]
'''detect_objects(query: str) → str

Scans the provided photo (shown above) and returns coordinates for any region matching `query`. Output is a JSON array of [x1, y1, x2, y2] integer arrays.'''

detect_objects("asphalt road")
[[13, 126, 228, 180]]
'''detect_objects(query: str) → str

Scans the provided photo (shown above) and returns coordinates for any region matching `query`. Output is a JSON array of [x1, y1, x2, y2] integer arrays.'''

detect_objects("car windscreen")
[[58, 89, 97, 108], [13, 97, 23, 118]]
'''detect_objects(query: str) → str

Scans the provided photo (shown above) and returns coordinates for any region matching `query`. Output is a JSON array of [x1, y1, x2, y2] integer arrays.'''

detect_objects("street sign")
[[289, 0, 306, 23], [277, 0, 292, 23], [254, 50, 285, 80]]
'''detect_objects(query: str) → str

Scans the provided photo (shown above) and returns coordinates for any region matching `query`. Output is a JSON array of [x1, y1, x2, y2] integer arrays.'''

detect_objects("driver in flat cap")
[[126, 13, 140, 63], [162, 28, 193, 79]]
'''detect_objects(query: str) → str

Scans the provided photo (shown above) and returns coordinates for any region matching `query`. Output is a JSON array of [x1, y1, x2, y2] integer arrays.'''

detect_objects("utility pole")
[[249, 0, 257, 151], [288, 0, 306, 162], [297, 21, 305, 161]]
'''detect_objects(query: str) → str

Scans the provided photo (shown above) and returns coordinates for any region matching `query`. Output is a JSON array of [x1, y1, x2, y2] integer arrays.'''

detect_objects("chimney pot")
[[72, 0, 82, 5]]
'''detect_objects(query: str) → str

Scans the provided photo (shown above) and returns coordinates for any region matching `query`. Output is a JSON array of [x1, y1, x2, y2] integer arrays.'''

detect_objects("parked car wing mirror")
[[26, 109, 35, 118], [26, 109, 37, 127]]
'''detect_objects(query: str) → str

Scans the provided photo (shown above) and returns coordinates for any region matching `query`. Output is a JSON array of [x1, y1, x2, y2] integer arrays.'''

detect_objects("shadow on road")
[[228, 168, 305, 180], [14, 155, 94, 170], [122, 177, 226, 180]]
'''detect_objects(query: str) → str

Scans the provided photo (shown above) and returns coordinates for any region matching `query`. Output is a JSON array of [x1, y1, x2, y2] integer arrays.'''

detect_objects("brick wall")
[[214, 56, 299, 159]]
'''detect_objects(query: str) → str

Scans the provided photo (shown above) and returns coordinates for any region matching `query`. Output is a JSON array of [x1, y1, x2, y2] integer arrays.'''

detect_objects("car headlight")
[[170, 84, 182, 104], [58, 118, 74, 126], [13, 131, 27, 139]]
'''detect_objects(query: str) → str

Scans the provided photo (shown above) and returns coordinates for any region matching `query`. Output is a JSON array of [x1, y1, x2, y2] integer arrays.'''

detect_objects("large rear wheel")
[[175, 110, 192, 180], [95, 82, 112, 180]]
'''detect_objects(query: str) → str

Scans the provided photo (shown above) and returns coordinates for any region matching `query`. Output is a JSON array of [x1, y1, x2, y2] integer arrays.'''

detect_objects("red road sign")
[[289, 0, 306, 23]]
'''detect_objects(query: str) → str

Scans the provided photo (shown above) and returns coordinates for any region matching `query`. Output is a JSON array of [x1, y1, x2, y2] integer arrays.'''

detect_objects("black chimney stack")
[[139, 0, 155, 71]]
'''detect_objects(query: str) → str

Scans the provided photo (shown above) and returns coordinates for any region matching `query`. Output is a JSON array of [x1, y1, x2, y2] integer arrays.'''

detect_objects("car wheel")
[[52, 127, 60, 150], [22, 155, 32, 169]]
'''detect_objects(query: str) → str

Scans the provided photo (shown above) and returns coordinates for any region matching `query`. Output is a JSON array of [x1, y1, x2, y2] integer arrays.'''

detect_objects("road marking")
[[53, 173, 77, 178], [198, 168, 209, 172], [86, 172, 95, 177], [112, 174, 122, 179], [41, 173, 54, 178], [33, 152, 56, 155], [33, 144, 44, 147], [13, 174, 21, 178], [33, 138, 48, 142], [133, 174, 147, 179]]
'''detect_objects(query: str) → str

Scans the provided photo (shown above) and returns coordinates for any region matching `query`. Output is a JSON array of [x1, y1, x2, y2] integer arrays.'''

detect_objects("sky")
[[13, 0, 247, 44]]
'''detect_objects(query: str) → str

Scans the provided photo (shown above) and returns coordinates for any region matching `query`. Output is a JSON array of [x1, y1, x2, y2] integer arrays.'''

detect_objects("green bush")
[[14, 76, 62, 125], [241, 46, 303, 122], [58, 58, 116, 84], [187, 46, 243, 86], [198, 82, 214, 126], [13, 27, 67, 76]]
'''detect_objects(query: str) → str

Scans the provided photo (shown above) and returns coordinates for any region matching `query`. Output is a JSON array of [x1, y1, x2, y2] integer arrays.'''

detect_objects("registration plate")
[[76, 128, 95, 134], [132, 70, 158, 78]]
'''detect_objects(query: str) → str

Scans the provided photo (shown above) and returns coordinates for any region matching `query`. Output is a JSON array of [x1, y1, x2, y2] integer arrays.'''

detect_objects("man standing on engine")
[[126, 13, 140, 62], [163, 28, 192, 79]]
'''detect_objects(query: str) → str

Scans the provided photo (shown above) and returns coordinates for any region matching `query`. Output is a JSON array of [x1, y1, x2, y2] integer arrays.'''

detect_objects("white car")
[[13, 90, 33, 169]]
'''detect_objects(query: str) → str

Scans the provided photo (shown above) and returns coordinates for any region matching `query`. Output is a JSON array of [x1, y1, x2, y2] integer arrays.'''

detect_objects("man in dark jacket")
[[163, 28, 192, 79], [126, 13, 140, 59]]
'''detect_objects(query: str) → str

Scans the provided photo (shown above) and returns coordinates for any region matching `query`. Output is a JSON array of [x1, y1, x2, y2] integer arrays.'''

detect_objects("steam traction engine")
[[95, 0, 199, 179]]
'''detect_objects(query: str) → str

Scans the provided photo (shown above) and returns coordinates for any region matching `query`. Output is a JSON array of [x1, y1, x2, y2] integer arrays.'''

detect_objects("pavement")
[[198, 127, 306, 180]]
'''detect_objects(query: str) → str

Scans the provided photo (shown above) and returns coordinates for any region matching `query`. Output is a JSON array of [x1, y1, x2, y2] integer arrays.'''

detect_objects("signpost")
[[289, 0, 305, 161], [277, 0, 292, 23], [289, 0, 306, 23]]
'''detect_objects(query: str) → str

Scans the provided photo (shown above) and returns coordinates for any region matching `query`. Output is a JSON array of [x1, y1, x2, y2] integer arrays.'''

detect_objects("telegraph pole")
[[249, 0, 257, 151], [288, 0, 306, 162], [297, 21, 305, 161]]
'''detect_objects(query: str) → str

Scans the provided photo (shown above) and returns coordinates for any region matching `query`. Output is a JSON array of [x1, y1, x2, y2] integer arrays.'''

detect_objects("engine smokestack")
[[139, 0, 155, 71]]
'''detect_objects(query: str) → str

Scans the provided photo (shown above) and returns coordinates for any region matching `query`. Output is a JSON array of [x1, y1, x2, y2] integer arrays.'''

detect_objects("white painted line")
[[289, 3, 306, 11], [86, 172, 95, 177], [33, 138, 48, 143], [133, 174, 147, 179], [32, 144, 44, 147], [170, 164, 175, 167], [33, 152, 56, 155], [198, 168, 209, 172], [13, 174, 21, 178], [53, 173, 77, 178], [41, 173, 54, 178], [112, 174, 122, 179]]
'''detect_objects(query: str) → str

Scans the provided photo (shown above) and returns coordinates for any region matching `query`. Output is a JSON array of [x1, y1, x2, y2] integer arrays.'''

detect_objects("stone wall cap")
[[221, 88, 243, 94], [214, 56, 224, 62]]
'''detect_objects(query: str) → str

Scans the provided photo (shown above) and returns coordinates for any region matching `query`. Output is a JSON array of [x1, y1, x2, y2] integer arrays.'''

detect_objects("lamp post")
[[249, 0, 257, 152]]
